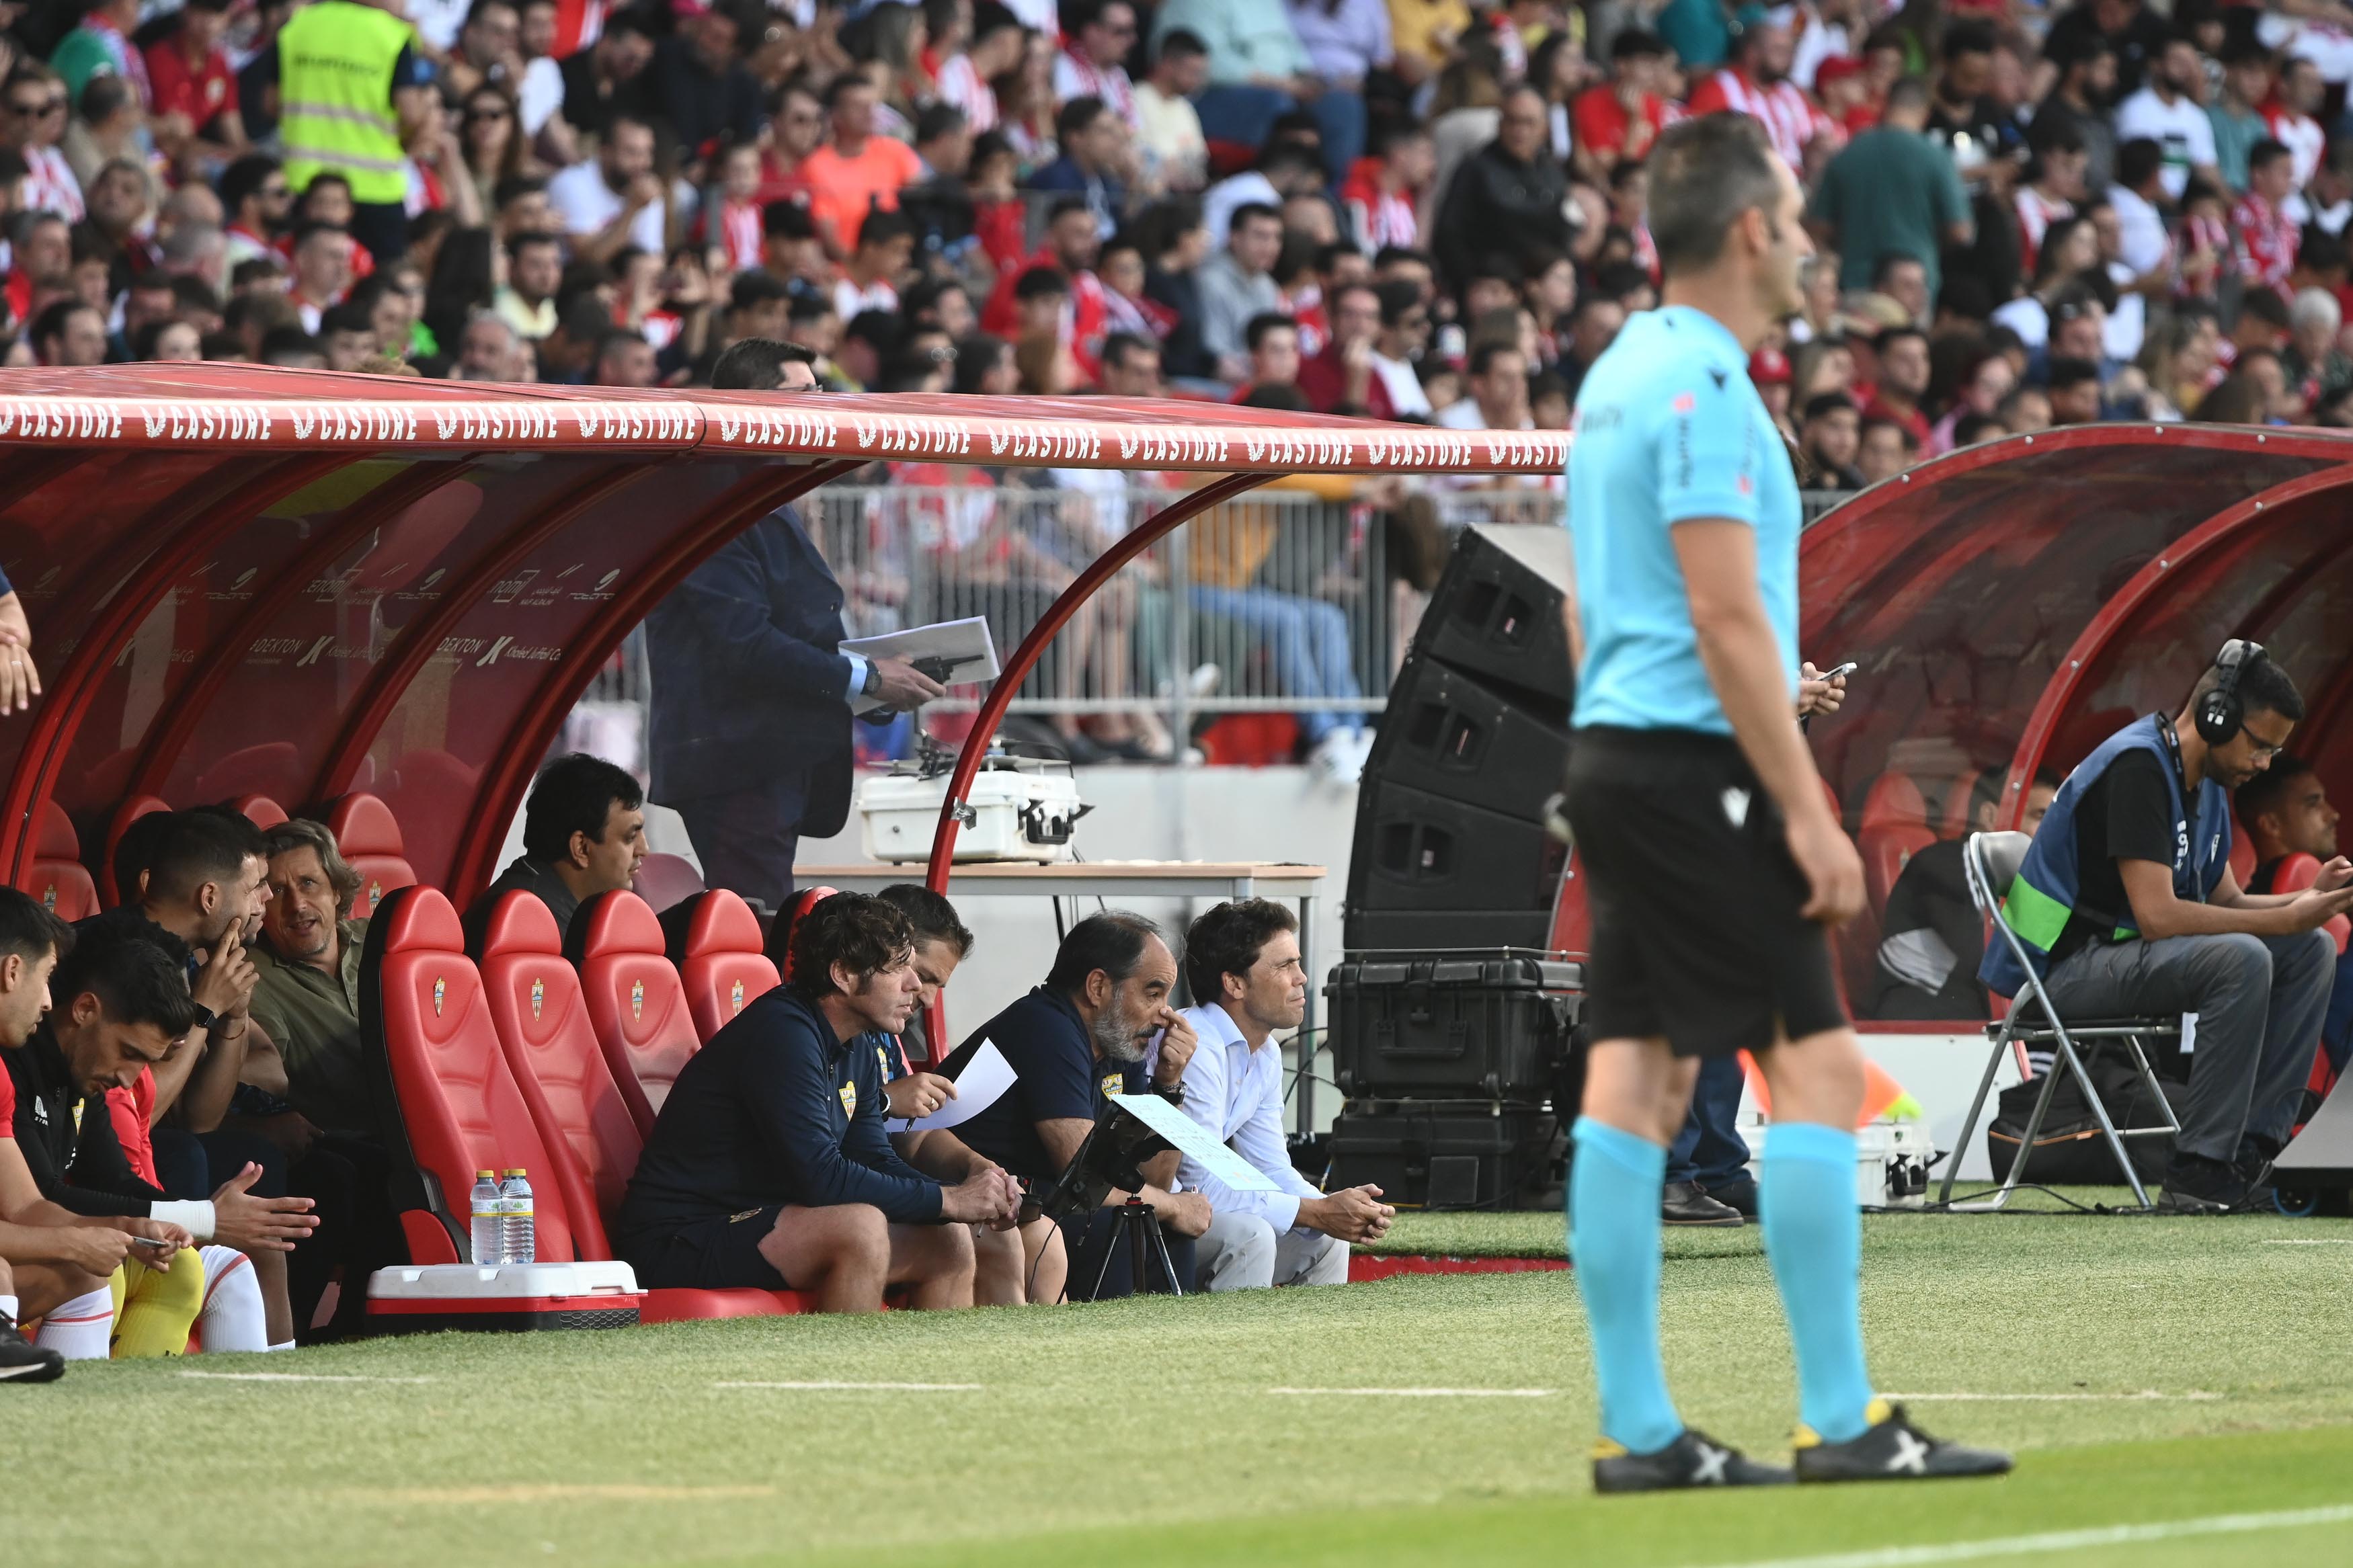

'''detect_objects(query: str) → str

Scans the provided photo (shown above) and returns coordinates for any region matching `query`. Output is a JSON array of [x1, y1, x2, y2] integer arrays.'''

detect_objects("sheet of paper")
[[891, 1040, 1014, 1132], [1109, 1090, 1281, 1192], [842, 617, 1000, 714], [2180, 1012, 2198, 1055]]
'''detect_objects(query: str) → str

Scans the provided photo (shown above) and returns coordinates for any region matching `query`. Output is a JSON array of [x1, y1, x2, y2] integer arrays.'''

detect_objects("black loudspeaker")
[[1347, 778, 1568, 915], [1342, 909, 1557, 952], [1366, 653, 1572, 822], [1346, 524, 1576, 953], [1417, 524, 1574, 718]]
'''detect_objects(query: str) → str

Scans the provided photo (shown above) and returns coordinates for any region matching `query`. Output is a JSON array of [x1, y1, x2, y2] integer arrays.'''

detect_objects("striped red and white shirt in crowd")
[[1685, 69, 1823, 171], [710, 198, 762, 274], [1053, 50, 1136, 126], [21, 147, 82, 223], [1339, 160, 1417, 251], [2233, 192, 2299, 295], [2264, 101, 2325, 190], [2180, 208, 2230, 298], [934, 53, 999, 133], [2013, 187, 2073, 274]]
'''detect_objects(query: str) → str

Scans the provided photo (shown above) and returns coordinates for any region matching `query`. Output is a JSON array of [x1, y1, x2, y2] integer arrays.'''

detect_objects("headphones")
[[2194, 638, 2270, 746]]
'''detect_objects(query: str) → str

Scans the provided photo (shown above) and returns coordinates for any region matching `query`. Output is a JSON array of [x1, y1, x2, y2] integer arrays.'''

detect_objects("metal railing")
[[563, 481, 1855, 772]]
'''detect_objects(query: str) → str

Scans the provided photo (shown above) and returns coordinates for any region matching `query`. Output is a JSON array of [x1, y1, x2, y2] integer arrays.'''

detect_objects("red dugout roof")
[[0, 365, 1564, 905]]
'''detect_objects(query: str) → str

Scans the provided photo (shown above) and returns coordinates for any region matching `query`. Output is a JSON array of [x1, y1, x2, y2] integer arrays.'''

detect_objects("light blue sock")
[[1568, 1116, 1681, 1454], [1759, 1121, 1876, 1444]]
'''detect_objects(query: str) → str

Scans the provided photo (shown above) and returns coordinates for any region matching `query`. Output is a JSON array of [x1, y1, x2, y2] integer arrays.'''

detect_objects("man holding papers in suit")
[[645, 338, 947, 911], [1174, 900, 1394, 1290]]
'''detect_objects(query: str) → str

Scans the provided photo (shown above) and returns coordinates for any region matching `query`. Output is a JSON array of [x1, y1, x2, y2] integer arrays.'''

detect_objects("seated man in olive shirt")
[[249, 819, 374, 1135]]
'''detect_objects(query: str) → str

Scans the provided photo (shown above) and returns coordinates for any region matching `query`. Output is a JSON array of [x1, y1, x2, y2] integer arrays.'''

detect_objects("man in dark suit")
[[647, 339, 945, 911]]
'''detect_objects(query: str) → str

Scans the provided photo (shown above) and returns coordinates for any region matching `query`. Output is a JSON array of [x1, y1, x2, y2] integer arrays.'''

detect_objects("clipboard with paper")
[[843, 617, 1000, 714], [1109, 1090, 1281, 1192], [888, 1040, 1016, 1132]]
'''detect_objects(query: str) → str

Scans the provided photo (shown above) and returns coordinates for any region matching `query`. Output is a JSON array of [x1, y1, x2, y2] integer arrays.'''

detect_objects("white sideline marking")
[[2260, 1238, 2353, 1244], [1879, 1391, 2221, 1403], [1266, 1387, 1556, 1398], [1701, 1504, 2353, 1568], [714, 1379, 983, 1392], [366, 1485, 774, 1505], [179, 1371, 436, 1385]]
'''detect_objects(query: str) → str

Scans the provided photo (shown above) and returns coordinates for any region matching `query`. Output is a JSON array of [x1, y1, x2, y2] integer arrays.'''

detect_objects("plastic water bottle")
[[469, 1171, 501, 1265], [498, 1169, 535, 1266]]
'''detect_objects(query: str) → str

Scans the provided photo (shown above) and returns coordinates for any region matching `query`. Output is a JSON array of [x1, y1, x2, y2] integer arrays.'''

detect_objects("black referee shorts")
[[1564, 726, 1849, 1059]]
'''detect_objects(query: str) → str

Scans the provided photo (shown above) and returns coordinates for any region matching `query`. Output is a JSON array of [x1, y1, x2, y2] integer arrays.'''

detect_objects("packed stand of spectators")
[[13, 0, 2353, 774]]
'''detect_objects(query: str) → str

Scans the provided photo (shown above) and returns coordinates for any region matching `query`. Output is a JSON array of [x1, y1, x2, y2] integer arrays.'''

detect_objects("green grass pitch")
[[7, 1197, 2353, 1567]]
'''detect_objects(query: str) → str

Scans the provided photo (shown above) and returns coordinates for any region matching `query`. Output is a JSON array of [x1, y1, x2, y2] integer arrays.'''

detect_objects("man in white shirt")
[[547, 114, 666, 264], [2112, 36, 2221, 200], [1174, 900, 1393, 1292]]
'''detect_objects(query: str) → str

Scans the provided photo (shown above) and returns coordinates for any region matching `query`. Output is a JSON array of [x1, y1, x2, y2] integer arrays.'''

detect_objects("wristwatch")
[[861, 659, 883, 699], [189, 1003, 218, 1034]]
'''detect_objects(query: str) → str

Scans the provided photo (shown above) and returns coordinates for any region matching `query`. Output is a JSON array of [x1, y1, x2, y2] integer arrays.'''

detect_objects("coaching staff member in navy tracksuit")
[[943, 912, 1205, 1299], [614, 893, 1020, 1313], [645, 340, 945, 911]]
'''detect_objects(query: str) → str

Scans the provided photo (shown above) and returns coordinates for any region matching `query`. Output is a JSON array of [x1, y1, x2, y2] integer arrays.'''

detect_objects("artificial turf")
[[8, 1198, 2352, 1568]]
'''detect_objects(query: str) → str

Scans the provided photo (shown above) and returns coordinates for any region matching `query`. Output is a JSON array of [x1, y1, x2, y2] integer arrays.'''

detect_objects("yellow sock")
[[112, 1249, 206, 1358]]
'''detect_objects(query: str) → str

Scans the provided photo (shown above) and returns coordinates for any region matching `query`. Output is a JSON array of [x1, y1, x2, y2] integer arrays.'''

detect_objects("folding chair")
[[1938, 830, 2182, 1211]]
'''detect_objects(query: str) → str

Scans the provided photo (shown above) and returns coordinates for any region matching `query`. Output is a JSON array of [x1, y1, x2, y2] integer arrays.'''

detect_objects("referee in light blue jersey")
[[1560, 112, 2009, 1492]]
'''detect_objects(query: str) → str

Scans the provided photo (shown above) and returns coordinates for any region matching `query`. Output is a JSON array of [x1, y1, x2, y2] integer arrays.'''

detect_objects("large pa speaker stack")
[[1345, 524, 1574, 957], [1328, 526, 1581, 1208]]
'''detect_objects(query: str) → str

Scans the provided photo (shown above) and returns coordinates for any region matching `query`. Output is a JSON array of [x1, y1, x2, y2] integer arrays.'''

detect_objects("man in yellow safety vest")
[[273, 0, 436, 260]]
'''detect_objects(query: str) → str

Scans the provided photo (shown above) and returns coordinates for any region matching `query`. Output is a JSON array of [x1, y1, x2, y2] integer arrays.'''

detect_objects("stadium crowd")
[[5, 0, 2353, 448]]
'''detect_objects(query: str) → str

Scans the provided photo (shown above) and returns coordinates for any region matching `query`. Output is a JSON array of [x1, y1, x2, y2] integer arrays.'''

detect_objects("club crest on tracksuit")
[[838, 1080, 856, 1117]]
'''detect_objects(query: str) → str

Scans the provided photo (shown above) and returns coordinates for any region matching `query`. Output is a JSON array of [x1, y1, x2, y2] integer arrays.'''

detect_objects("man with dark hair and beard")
[[615, 893, 1016, 1314], [944, 913, 1205, 1298]]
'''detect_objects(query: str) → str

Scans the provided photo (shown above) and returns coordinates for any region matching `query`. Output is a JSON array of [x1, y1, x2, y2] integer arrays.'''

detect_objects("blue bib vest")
[[1979, 714, 2233, 994]]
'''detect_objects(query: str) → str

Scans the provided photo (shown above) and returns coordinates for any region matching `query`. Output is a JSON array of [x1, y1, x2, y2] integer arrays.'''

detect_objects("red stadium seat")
[[474, 893, 642, 1240], [19, 800, 97, 921], [767, 886, 839, 981], [2230, 815, 2258, 891], [99, 794, 171, 907], [631, 852, 705, 915], [360, 885, 583, 1267], [571, 890, 704, 1138], [669, 889, 780, 1044], [470, 890, 810, 1323], [231, 794, 288, 830], [1940, 769, 1983, 839], [1858, 773, 1936, 913], [327, 792, 418, 917], [2269, 852, 2351, 954]]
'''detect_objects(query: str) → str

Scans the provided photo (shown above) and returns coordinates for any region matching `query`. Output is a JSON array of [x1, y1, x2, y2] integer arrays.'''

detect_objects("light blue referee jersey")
[[1566, 305, 1801, 735]]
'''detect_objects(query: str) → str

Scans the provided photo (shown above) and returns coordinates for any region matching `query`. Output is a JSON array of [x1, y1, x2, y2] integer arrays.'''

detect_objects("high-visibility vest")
[[1978, 714, 2232, 995], [278, 0, 412, 206]]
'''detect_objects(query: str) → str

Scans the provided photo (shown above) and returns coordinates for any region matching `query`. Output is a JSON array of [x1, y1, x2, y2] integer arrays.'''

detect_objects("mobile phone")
[[131, 1235, 175, 1253], [1824, 661, 1859, 680]]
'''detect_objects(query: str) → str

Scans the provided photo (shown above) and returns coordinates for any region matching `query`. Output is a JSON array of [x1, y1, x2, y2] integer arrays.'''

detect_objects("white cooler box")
[[859, 755, 1088, 864], [366, 1261, 644, 1334], [1738, 1120, 1938, 1207]]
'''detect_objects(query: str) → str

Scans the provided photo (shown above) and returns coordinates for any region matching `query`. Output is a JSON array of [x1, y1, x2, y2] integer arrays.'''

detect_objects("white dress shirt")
[[1173, 1003, 1323, 1233]]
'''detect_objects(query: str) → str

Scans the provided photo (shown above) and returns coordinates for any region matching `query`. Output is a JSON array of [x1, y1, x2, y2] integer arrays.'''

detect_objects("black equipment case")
[[1327, 954, 1581, 1099], [1327, 1102, 1559, 1209]]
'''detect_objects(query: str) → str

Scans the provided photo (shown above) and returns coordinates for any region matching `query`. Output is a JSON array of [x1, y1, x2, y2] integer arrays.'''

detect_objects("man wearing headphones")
[[1982, 643, 2353, 1212]]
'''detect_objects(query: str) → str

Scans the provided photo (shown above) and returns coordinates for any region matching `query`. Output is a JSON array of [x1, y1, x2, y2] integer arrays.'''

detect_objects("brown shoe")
[[1662, 1181, 1743, 1227]]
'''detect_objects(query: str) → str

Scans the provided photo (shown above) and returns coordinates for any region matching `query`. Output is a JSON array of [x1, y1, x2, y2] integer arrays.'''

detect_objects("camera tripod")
[[1081, 1196, 1185, 1301]]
